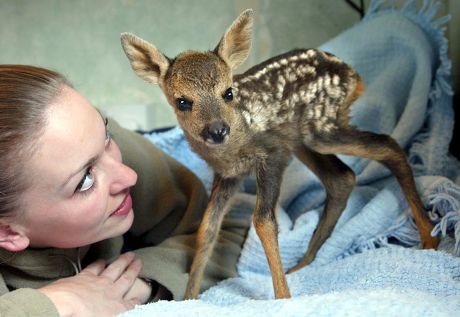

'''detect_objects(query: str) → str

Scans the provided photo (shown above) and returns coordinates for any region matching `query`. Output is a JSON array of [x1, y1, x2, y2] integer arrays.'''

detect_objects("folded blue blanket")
[[121, 1, 460, 316]]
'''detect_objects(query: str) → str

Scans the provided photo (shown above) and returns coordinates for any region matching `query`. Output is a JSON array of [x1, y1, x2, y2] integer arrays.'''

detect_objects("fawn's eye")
[[176, 98, 193, 111], [223, 88, 233, 102]]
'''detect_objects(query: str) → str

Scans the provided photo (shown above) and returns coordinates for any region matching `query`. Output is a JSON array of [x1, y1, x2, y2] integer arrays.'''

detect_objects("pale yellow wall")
[[0, 0, 457, 130], [0, 0, 361, 129]]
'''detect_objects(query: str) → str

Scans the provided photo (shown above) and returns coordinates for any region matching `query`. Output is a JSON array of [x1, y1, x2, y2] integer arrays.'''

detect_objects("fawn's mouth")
[[203, 135, 229, 146]]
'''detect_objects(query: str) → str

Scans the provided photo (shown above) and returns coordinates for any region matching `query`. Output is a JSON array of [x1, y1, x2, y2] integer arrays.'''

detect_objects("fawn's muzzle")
[[202, 121, 230, 144]]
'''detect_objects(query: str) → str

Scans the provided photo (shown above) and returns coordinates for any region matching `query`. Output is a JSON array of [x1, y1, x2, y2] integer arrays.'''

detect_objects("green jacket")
[[0, 119, 249, 316]]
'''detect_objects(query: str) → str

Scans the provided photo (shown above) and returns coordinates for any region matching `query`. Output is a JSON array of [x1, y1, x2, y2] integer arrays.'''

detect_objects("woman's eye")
[[223, 88, 233, 102], [176, 98, 193, 111], [75, 168, 95, 193]]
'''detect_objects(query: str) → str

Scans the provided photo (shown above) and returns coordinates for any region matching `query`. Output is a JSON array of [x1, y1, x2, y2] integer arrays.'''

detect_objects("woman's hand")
[[125, 277, 153, 304], [38, 252, 149, 317]]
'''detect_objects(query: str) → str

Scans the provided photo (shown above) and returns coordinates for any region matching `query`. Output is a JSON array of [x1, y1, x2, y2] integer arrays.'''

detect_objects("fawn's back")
[[233, 48, 362, 141]]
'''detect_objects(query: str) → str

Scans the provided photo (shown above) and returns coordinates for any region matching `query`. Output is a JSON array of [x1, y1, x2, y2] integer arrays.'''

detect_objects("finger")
[[100, 252, 136, 281], [115, 258, 143, 296], [126, 298, 141, 310], [114, 260, 142, 300], [81, 259, 107, 275]]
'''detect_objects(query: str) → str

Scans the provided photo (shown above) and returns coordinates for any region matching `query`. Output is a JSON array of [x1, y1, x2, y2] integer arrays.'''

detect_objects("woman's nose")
[[110, 162, 137, 194], [105, 141, 138, 194]]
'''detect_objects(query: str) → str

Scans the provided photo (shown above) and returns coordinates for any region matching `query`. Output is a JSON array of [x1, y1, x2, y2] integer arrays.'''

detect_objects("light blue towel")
[[124, 248, 460, 316], [122, 1, 460, 316]]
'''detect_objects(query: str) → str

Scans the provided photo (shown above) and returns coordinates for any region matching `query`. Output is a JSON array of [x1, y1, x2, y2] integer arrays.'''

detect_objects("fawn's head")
[[121, 9, 253, 146]]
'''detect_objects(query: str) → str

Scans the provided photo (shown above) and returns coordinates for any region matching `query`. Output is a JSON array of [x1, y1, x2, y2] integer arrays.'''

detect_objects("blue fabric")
[[121, 1, 460, 316]]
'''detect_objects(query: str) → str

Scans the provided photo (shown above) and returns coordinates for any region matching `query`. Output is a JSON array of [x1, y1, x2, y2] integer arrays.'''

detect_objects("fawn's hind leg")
[[308, 128, 440, 249], [288, 145, 355, 273]]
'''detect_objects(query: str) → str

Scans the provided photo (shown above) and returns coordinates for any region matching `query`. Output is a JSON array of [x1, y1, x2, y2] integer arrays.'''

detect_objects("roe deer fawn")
[[120, 9, 439, 299]]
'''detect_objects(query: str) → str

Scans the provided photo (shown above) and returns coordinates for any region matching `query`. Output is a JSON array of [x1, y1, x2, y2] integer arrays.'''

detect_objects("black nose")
[[203, 121, 230, 144]]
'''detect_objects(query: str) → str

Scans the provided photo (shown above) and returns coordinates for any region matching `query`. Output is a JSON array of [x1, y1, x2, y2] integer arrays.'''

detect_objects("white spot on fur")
[[287, 72, 297, 82], [324, 74, 331, 88], [240, 89, 250, 97], [299, 52, 308, 59], [242, 110, 252, 125], [276, 76, 286, 94], [325, 105, 337, 119], [326, 54, 343, 64], [326, 86, 342, 99], [322, 122, 335, 133], [306, 50, 317, 58], [276, 84, 284, 93], [290, 93, 299, 104], [314, 105, 322, 119], [333, 75, 340, 86], [317, 76, 324, 89], [278, 76, 286, 86]]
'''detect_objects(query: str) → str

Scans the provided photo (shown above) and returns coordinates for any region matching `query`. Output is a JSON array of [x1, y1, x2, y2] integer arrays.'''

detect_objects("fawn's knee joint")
[[253, 211, 277, 233], [342, 168, 356, 188], [327, 167, 356, 198]]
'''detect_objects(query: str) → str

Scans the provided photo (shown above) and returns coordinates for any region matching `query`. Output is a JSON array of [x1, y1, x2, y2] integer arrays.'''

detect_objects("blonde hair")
[[0, 65, 70, 216]]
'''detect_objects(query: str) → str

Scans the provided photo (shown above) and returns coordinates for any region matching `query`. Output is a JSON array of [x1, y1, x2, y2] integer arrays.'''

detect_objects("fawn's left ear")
[[215, 9, 253, 70], [121, 33, 170, 85]]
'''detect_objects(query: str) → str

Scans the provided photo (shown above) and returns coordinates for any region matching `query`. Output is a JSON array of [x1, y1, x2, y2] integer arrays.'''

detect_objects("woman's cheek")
[[74, 190, 108, 229]]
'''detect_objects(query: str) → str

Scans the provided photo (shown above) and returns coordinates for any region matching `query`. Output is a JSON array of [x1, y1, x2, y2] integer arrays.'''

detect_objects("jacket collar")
[[0, 245, 91, 279]]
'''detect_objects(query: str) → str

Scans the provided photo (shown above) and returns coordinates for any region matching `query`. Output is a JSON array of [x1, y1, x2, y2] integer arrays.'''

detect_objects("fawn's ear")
[[215, 9, 253, 70], [120, 33, 170, 85]]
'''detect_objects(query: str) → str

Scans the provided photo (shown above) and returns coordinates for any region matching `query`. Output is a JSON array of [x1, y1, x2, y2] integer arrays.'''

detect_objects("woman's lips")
[[110, 192, 133, 217]]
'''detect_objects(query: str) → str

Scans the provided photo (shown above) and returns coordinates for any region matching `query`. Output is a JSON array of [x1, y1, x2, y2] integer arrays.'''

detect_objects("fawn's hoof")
[[275, 290, 291, 299], [287, 265, 301, 274], [184, 289, 199, 300], [287, 256, 314, 274], [420, 235, 440, 250]]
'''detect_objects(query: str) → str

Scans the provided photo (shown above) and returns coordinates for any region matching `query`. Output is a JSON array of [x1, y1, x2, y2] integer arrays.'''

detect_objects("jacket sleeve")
[[108, 119, 250, 300], [0, 288, 59, 317]]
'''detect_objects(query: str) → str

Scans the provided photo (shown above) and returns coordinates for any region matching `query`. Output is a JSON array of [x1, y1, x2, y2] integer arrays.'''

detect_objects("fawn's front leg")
[[185, 175, 241, 299], [254, 155, 291, 299]]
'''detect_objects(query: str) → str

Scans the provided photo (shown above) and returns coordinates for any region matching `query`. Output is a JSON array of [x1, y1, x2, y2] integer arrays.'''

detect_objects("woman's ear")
[[0, 222, 29, 251]]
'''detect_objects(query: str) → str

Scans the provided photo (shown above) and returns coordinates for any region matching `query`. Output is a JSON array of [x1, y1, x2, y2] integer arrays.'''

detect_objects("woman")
[[0, 65, 249, 316]]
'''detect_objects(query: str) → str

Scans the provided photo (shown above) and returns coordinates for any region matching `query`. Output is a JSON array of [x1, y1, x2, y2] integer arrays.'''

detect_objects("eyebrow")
[[61, 112, 108, 189]]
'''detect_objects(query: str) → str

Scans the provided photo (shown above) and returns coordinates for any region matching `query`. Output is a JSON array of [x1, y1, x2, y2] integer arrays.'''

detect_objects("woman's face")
[[16, 86, 137, 249]]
